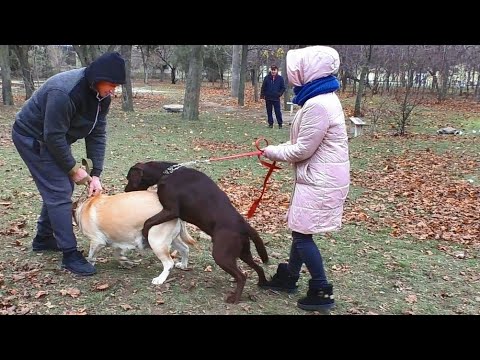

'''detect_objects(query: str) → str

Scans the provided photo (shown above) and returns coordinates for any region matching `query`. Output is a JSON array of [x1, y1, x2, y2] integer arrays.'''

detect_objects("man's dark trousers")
[[266, 99, 283, 127], [12, 128, 77, 253]]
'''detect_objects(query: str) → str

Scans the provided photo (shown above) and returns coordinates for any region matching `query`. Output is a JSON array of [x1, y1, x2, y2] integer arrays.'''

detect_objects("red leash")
[[211, 138, 281, 218], [165, 138, 281, 217], [246, 154, 281, 218]]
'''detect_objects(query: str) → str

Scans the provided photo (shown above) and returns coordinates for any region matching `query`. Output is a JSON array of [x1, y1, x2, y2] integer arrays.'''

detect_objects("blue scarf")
[[292, 75, 340, 106]]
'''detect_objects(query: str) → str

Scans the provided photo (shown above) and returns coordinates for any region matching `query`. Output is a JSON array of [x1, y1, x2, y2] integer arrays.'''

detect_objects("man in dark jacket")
[[11, 52, 126, 276], [260, 65, 286, 128]]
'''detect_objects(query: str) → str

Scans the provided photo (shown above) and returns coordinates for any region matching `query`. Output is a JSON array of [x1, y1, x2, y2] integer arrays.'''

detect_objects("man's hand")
[[70, 167, 91, 185], [88, 176, 103, 197]]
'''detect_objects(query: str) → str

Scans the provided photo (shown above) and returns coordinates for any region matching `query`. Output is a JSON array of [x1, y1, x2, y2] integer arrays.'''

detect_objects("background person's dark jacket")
[[260, 72, 286, 101], [13, 52, 126, 177]]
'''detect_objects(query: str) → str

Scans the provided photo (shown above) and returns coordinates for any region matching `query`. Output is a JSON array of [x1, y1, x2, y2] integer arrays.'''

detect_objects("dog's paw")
[[174, 262, 188, 270], [151, 276, 165, 285], [119, 260, 135, 269], [225, 293, 240, 304]]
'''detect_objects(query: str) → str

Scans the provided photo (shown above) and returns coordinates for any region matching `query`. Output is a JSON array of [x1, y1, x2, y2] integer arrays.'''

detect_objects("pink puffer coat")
[[263, 46, 350, 234]]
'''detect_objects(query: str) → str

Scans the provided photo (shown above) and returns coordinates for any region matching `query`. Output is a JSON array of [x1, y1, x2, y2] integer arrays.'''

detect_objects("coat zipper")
[[88, 92, 107, 135]]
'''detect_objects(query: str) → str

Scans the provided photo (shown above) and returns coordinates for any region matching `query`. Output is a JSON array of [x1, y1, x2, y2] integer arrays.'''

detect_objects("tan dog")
[[73, 190, 196, 285]]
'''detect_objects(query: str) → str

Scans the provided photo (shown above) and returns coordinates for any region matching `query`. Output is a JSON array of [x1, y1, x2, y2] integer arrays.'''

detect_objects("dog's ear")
[[125, 164, 144, 191]]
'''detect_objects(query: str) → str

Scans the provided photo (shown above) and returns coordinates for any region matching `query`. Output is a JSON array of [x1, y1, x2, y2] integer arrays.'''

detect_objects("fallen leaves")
[[63, 308, 87, 315], [345, 148, 480, 245], [405, 294, 418, 304], [34, 290, 48, 299], [0, 220, 29, 238], [59, 288, 81, 298], [94, 283, 110, 291], [120, 304, 133, 311]]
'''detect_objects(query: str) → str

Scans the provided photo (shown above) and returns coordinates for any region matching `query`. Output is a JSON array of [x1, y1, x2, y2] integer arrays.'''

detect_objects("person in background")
[[11, 52, 126, 276], [260, 64, 286, 129], [259, 46, 350, 312]]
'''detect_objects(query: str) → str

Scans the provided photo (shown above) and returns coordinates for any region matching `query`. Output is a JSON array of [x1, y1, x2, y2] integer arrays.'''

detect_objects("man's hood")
[[85, 51, 126, 86]]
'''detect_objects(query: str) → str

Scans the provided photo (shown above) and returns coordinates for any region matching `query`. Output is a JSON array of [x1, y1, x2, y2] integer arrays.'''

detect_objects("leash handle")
[[254, 137, 269, 152]]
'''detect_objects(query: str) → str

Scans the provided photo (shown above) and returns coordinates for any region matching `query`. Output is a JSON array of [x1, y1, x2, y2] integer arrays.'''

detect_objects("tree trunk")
[[12, 45, 35, 100], [182, 46, 203, 121], [354, 45, 373, 117], [252, 68, 259, 102], [354, 65, 368, 117], [282, 46, 290, 110], [340, 69, 348, 92], [72, 45, 106, 66], [385, 71, 391, 92], [476, 71, 480, 102], [73, 45, 95, 66], [170, 66, 177, 84], [237, 45, 248, 106], [139, 46, 149, 84], [0, 45, 14, 105], [120, 45, 134, 112], [231, 45, 241, 97]]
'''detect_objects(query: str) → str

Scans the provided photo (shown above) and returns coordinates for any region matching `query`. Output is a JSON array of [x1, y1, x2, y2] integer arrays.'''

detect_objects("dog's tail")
[[245, 222, 269, 263], [179, 221, 197, 247]]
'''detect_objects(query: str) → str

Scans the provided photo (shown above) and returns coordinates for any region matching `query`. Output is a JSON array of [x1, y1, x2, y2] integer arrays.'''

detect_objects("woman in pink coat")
[[260, 46, 350, 311]]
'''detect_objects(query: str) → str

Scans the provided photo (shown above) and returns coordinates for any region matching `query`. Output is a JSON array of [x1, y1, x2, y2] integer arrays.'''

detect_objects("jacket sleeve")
[[85, 97, 110, 177], [43, 89, 77, 174], [263, 102, 329, 163], [260, 76, 267, 97]]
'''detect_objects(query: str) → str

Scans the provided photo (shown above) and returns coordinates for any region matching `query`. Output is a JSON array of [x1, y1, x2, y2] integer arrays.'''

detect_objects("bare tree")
[[137, 45, 157, 84], [354, 45, 373, 117], [72, 45, 117, 66], [46, 45, 67, 74], [11, 45, 35, 100], [237, 45, 248, 106], [231, 45, 241, 97], [156, 46, 178, 84], [282, 45, 298, 110], [182, 45, 204, 121], [0, 45, 14, 105], [393, 46, 423, 136], [120, 45, 134, 112]]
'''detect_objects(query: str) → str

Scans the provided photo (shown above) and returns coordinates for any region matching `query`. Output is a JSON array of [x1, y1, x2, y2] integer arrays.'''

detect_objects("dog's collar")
[[163, 160, 210, 175], [163, 164, 185, 175]]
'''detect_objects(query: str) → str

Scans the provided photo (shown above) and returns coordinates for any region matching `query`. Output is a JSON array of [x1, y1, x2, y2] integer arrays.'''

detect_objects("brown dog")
[[73, 190, 196, 285], [125, 161, 269, 304]]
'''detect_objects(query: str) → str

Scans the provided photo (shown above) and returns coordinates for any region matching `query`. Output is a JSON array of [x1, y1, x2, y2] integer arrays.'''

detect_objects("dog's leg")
[[142, 209, 178, 240], [149, 223, 176, 285], [171, 236, 189, 270], [87, 240, 105, 266], [239, 241, 268, 286], [113, 247, 135, 268], [211, 231, 247, 304]]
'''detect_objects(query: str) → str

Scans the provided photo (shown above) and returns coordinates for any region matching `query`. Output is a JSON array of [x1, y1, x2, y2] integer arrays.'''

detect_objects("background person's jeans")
[[265, 99, 283, 126]]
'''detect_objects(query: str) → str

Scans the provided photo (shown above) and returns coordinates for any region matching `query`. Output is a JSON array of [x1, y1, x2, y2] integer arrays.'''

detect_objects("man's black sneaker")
[[62, 250, 96, 276], [32, 235, 60, 252]]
